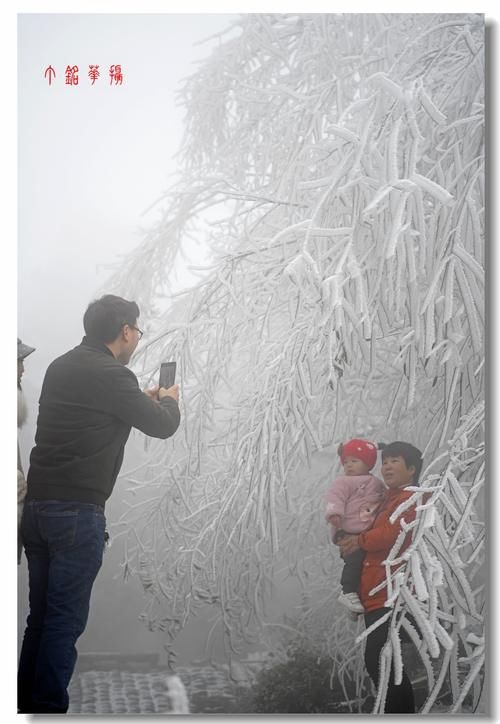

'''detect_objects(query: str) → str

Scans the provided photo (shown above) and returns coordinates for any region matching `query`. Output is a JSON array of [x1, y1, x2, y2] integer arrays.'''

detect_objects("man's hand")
[[337, 534, 361, 556], [159, 384, 179, 402], [144, 385, 160, 401]]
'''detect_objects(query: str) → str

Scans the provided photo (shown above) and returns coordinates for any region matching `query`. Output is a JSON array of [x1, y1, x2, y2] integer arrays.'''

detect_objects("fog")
[[13, 9, 494, 717], [17, 12, 238, 663], [18, 12, 238, 405]]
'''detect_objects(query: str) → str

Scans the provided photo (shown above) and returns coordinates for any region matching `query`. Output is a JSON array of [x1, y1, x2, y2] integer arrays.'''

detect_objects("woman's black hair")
[[378, 441, 423, 483]]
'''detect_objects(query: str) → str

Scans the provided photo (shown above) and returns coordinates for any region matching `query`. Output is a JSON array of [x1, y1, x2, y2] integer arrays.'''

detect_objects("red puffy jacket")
[[357, 486, 417, 612]]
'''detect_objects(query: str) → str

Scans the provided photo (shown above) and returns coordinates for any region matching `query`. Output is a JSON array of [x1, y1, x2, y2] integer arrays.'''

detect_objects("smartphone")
[[159, 361, 176, 389]]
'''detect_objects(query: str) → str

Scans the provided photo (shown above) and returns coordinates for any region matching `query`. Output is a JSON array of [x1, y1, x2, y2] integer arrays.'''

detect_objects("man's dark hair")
[[83, 295, 140, 344], [379, 441, 424, 484]]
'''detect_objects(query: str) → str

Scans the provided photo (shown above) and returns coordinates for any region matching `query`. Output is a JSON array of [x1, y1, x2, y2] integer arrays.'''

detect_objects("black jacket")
[[26, 337, 180, 506]]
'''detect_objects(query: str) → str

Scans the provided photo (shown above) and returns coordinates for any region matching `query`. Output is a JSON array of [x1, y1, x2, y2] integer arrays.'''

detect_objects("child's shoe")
[[338, 591, 365, 614]]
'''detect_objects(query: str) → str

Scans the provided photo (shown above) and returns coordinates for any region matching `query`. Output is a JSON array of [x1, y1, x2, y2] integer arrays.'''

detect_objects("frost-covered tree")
[[108, 14, 484, 713]]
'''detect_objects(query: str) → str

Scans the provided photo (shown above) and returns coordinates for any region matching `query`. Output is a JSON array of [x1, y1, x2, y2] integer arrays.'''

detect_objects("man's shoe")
[[338, 591, 365, 613]]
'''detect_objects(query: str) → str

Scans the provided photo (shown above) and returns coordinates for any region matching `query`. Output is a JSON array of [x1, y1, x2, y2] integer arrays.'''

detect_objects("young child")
[[325, 438, 385, 614]]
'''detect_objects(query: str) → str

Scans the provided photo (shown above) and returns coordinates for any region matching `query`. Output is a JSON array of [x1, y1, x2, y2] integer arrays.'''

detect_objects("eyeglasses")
[[125, 324, 144, 340]]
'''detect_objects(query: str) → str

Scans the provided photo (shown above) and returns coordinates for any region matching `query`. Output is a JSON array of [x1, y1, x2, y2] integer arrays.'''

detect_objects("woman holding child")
[[327, 439, 424, 714]]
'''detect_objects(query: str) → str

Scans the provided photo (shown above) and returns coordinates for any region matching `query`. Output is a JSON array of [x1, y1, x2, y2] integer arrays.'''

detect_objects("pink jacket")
[[325, 474, 385, 536]]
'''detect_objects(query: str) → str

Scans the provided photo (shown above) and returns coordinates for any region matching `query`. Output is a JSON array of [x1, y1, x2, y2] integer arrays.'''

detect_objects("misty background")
[[13, 12, 494, 716], [17, 13, 239, 664]]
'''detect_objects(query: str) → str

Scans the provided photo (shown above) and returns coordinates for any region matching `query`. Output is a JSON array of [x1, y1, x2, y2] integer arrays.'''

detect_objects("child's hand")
[[329, 514, 343, 528]]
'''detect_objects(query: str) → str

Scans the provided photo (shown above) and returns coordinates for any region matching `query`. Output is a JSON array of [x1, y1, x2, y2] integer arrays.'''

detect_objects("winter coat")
[[325, 474, 385, 536], [358, 486, 417, 612], [27, 336, 181, 507]]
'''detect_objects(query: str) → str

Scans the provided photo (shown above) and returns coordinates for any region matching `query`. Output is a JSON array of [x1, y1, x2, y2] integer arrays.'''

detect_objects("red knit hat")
[[338, 438, 378, 470]]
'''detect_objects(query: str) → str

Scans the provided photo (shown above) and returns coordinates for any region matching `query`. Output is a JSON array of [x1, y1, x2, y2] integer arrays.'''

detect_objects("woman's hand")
[[338, 534, 361, 555]]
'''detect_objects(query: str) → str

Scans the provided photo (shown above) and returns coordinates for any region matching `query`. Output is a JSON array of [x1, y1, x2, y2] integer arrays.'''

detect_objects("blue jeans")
[[18, 500, 106, 713]]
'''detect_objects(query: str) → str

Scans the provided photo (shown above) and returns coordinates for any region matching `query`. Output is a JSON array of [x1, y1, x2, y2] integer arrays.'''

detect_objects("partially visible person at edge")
[[338, 441, 424, 714], [18, 295, 181, 714], [18, 337, 36, 564]]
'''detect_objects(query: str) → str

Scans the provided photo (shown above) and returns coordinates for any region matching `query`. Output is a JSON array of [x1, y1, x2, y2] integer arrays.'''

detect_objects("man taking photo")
[[18, 294, 181, 714]]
